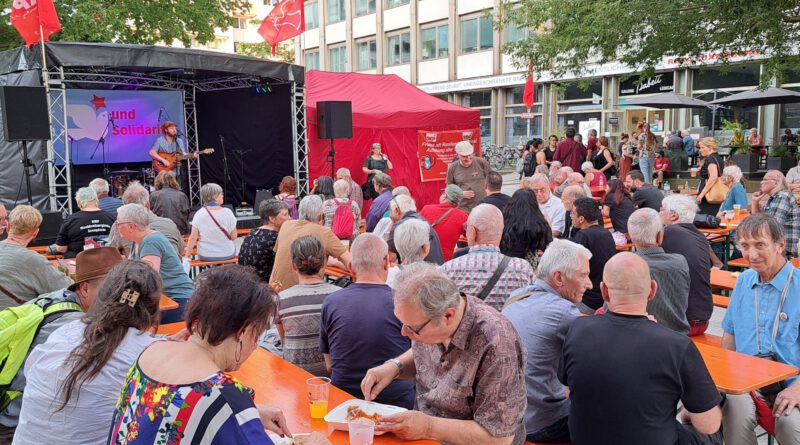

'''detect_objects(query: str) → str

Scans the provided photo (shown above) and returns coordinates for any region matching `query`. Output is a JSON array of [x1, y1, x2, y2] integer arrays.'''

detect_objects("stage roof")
[[0, 42, 304, 84]]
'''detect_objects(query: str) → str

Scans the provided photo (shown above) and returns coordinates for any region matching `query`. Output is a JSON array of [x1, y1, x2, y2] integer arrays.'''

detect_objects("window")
[[231, 17, 248, 29], [506, 22, 527, 43], [386, 0, 409, 9], [433, 94, 449, 102], [305, 51, 320, 70], [387, 32, 411, 66], [505, 86, 543, 144], [328, 45, 346, 72], [781, 86, 800, 132], [356, 39, 377, 70], [460, 15, 493, 54], [692, 64, 761, 90], [305, 0, 319, 29], [355, 0, 375, 16], [462, 90, 492, 144], [263, 0, 279, 5], [420, 24, 448, 60], [328, 0, 345, 23]]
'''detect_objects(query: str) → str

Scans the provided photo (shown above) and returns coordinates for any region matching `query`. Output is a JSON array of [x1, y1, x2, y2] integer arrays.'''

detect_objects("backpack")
[[0, 292, 82, 410], [331, 200, 355, 240]]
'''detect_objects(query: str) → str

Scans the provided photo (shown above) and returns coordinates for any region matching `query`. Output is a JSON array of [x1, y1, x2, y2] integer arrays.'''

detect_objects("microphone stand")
[[220, 134, 231, 203], [89, 113, 112, 176], [231, 148, 251, 205]]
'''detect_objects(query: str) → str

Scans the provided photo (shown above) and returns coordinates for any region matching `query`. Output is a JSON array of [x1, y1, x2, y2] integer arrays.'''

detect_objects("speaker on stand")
[[0, 86, 51, 205], [317, 101, 353, 178]]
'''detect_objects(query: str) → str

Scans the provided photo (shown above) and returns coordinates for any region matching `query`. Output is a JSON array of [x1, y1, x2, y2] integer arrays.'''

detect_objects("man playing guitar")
[[150, 121, 190, 191]]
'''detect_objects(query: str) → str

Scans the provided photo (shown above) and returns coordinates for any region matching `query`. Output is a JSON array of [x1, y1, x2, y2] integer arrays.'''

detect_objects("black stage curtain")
[[196, 84, 295, 207]]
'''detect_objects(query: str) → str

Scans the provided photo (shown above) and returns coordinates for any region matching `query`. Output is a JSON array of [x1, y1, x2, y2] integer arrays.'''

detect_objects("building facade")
[[295, 0, 799, 148]]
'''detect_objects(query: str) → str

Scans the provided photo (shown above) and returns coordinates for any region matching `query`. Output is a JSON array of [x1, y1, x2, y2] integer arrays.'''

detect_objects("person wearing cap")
[[387, 195, 445, 265], [0, 246, 123, 439], [0, 205, 72, 310], [420, 184, 469, 261], [446, 141, 492, 212]]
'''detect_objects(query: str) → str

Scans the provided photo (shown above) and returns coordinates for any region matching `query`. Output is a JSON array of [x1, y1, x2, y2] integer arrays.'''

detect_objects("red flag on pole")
[[522, 64, 535, 110], [258, 0, 305, 56], [10, 0, 62, 46]]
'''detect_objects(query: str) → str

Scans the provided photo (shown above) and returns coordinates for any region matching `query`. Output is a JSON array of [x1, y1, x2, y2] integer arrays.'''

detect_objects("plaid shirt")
[[763, 190, 800, 257], [441, 245, 535, 311]]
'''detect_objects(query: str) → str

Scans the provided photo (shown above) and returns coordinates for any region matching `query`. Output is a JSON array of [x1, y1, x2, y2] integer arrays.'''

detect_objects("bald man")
[[559, 253, 723, 445]]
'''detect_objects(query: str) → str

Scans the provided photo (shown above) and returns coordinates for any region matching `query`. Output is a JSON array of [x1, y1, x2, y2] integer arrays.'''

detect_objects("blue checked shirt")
[[763, 190, 800, 257]]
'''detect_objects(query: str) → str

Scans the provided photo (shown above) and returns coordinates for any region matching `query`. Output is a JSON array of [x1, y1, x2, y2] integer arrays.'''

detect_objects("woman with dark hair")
[[602, 179, 635, 244], [276, 175, 299, 219], [14, 261, 163, 444], [500, 189, 553, 268], [592, 136, 616, 180], [313, 176, 335, 201], [520, 140, 534, 179], [637, 122, 658, 183], [109, 265, 331, 445], [275, 236, 341, 375], [238, 199, 291, 281], [617, 132, 634, 180], [546, 135, 557, 163]]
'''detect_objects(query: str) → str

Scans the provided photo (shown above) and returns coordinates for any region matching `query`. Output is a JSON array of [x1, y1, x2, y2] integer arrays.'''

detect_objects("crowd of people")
[[2, 129, 800, 445]]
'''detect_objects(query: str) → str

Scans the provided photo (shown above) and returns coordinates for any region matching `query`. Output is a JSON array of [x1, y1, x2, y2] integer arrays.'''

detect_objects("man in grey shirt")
[[502, 239, 593, 443], [628, 208, 690, 334]]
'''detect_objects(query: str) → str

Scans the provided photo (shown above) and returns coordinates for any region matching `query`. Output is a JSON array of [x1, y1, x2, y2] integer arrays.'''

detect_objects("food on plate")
[[345, 405, 384, 423]]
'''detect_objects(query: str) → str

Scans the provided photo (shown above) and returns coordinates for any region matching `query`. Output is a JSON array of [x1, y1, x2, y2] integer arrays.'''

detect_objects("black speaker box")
[[317, 101, 353, 139], [30, 210, 63, 247], [0, 86, 51, 141], [254, 189, 274, 212]]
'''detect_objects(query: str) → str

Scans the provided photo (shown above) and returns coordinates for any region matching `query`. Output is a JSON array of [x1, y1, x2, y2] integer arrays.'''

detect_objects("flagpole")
[[38, 23, 50, 94]]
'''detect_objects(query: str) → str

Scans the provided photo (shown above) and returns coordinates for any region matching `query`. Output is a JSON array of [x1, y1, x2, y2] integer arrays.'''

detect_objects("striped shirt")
[[108, 365, 272, 444], [276, 282, 341, 376]]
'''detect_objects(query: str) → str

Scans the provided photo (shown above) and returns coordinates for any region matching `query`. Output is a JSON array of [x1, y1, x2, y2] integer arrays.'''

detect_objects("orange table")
[[693, 341, 799, 394], [710, 269, 739, 291], [159, 295, 179, 311], [728, 257, 750, 269], [29, 245, 62, 260], [156, 323, 437, 444], [324, 265, 355, 280]]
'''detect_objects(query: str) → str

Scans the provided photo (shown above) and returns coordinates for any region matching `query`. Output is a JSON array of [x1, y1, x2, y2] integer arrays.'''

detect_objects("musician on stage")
[[150, 121, 189, 191]]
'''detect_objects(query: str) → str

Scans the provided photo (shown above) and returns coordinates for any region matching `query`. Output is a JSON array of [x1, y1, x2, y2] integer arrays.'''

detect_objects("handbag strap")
[[477, 256, 511, 301], [205, 207, 231, 239], [431, 208, 455, 228], [0, 282, 26, 305]]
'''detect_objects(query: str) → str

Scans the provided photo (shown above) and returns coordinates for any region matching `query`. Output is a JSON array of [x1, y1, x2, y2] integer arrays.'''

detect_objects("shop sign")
[[619, 72, 675, 96]]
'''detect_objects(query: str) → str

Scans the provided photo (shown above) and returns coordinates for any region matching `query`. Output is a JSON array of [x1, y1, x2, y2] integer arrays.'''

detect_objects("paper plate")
[[324, 399, 407, 435]]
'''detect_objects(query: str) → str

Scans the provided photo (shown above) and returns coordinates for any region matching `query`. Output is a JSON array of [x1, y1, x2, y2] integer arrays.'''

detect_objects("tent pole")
[[328, 138, 335, 178]]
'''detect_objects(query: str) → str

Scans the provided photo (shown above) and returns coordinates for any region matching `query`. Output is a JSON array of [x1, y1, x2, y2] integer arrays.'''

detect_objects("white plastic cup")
[[348, 418, 375, 445]]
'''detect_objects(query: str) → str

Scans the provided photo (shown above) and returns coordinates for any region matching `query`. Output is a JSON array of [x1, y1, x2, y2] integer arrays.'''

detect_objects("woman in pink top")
[[582, 161, 606, 198]]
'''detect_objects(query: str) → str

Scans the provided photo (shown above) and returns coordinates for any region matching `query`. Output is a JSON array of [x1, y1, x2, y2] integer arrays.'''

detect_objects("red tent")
[[306, 70, 480, 212]]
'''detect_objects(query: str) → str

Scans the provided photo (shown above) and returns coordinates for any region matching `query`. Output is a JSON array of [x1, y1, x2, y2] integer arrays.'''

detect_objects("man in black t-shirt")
[[478, 171, 511, 212], [559, 253, 722, 445], [569, 198, 616, 311], [625, 170, 664, 210]]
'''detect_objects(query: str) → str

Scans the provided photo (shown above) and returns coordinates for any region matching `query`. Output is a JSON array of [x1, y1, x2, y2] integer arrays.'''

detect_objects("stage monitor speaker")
[[254, 189, 274, 212], [30, 210, 63, 247], [317, 101, 352, 139], [0, 86, 51, 141]]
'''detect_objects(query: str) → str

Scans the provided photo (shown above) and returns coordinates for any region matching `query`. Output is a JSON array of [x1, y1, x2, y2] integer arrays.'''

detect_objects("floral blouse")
[[107, 363, 273, 445], [238, 228, 279, 281]]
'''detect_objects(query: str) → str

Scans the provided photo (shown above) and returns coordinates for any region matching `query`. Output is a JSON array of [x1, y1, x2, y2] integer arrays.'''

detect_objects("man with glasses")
[[319, 233, 415, 408], [446, 141, 492, 212], [361, 262, 526, 444], [751, 170, 800, 258], [531, 173, 566, 237], [502, 239, 592, 443]]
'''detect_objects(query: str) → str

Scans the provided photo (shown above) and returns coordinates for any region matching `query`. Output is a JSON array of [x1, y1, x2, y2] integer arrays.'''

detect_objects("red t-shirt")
[[654, 157, 671, 175], [419, 203, 468, 261], [553, 138, 588, 172]]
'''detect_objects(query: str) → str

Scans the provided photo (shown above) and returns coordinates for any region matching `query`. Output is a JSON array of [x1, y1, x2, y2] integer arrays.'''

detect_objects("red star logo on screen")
[[90, 95, 106, 110]]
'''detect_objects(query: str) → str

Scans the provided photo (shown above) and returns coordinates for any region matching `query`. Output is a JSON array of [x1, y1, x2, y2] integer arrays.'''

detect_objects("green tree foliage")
[[501, 0, 800, 84], [0, 0, 250, 50], [234, 41, 296, 64]]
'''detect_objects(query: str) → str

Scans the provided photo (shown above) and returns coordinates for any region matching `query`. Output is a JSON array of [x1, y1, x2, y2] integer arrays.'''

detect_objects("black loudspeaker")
[[254, 189, 274, 212], [317, 101, 352, 139], [0, 86, 51, 141], [30, 210, 63, 247]]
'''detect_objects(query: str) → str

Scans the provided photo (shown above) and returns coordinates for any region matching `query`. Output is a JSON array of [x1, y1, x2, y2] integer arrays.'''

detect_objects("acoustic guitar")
[[153, 148, 215, 173]]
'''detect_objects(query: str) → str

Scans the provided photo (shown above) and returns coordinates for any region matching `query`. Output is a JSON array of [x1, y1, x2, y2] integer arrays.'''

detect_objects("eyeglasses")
[[404, 317, 434, 336], [761, 178, 779, 183]]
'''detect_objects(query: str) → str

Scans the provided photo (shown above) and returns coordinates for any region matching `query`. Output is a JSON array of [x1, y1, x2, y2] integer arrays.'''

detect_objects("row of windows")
[[304, 0, 410, 28]]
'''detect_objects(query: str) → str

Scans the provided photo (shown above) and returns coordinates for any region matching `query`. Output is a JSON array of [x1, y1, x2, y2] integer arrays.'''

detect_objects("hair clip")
[[120, 289, 140, 307]]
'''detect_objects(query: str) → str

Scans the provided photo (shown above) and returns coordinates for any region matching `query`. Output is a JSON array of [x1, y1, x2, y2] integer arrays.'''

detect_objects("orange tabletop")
[[728, 257, 750, 269], [324, 265, 355, 280], [693, 342, 799, 395], [710, 269, 739, 291], [698, 226, 735, 236], [719, 211, 749, 228], [237, 228, 251, 237], [159, 295, 179, 311], [156, 323, 437, 444]]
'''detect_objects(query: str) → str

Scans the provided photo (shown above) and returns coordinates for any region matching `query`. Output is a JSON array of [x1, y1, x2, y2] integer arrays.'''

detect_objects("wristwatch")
[[386, 358, 403, 377]]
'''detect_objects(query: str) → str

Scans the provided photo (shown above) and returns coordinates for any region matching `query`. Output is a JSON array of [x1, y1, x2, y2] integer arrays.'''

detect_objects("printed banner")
[[59, 89, 186, 165], [417, 129, 481, 183]]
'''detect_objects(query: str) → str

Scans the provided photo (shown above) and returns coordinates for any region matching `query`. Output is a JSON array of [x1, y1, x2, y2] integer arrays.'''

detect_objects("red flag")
[[10, 0, 62, 46], [522, 64, 535, 110], [258, 0, 305, 56]]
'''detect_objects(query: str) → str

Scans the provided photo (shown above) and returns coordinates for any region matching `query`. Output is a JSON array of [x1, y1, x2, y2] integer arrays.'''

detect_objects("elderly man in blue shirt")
[[722, 213, 800, 445]]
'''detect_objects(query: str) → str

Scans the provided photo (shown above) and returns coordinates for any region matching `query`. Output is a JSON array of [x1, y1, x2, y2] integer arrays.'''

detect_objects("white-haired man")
[[502, 239, 592, 443], [361, 262, 527, 444], [446, 141, 492, 211], [387, 194, 445, 265], [49, 187, 114, 258], [561, 185, 586, 239], [660, 194, 712, 336], [106, 182, 183, 256], [387, 219, 431, 287], [442, 204, 534, 311], [88, 178, 123, 218], [531, 173, 566, 237], [320, 233, 415, 408], [555, 171, 590, 198], [751, 170, 800, 258], [270, 195, 351, 291], [628, 208, 690, 334], [336, 167, 363, 211]]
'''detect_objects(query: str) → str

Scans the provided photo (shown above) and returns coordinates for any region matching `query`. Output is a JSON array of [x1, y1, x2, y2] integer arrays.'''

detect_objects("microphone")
[[157, 108, 163, 122], [176, 128, 185, 137], [109, 115, 118, 130], [220, 134, 225, 144]]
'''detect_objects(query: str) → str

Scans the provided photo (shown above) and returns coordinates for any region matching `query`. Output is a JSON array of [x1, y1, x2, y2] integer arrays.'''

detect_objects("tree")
[[234, 41, 296, 64], [500, 0, 800, 85], [0, 0, 251, 51]]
